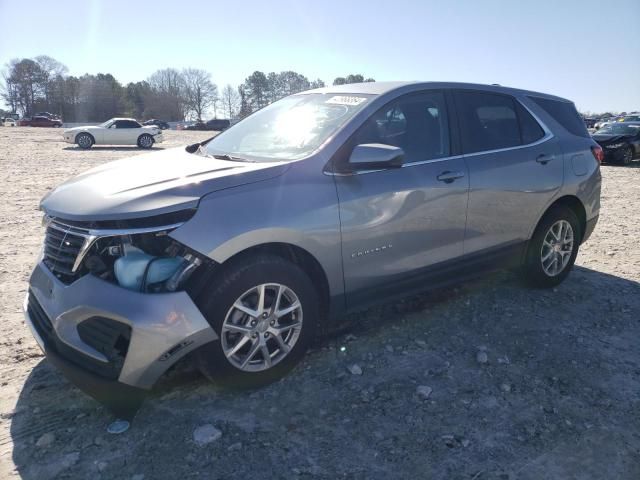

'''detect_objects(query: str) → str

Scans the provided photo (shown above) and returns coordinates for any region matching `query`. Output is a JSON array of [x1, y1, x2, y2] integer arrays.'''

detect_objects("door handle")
[[437, 171, 465, 183], [536, 154, 555, 165]]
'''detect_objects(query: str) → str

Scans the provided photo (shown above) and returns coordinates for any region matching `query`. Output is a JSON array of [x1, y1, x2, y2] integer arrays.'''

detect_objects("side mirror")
[[347, 143, 404, 171]]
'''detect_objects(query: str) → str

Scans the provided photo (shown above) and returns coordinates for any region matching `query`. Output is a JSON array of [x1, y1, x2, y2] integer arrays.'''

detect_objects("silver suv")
[[25, 82, 601, 416]]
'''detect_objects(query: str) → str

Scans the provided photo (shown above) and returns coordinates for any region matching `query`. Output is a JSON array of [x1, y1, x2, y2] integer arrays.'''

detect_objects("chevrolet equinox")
[[24, 82, 602, 415]]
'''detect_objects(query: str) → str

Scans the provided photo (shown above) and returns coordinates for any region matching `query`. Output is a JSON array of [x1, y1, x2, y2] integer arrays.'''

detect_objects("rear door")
[[453, 90, 563, 255], [334, 90, 469, 306]]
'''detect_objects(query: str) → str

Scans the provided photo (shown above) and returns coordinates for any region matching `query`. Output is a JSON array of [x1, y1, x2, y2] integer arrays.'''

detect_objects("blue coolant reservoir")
[[114, 250, 184, 291]]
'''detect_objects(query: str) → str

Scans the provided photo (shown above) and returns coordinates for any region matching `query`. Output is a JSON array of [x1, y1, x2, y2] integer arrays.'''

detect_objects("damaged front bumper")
[[24, 262, 217, 418]]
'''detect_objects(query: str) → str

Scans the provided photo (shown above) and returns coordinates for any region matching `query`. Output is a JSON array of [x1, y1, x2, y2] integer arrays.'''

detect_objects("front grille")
[[27, 292, 130, 380], [43, 222, 88, 282]]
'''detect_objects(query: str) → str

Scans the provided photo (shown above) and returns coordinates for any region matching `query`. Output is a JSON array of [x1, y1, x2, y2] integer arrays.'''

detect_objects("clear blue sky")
[[1, 0, 639, 113]]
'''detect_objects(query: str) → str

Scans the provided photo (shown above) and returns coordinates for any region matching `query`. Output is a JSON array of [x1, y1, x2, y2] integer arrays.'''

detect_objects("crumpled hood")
[[592, 134, 630, 145], [41, 147, 289, 221]]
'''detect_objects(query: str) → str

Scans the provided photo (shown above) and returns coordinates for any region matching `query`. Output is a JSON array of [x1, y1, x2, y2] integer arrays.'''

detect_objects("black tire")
[[76, 132, 94, 149], [521, 205, 581, 288], [621, 146, 633, 165], [137, 134, 154, 149], [194, 255, 319, 389]]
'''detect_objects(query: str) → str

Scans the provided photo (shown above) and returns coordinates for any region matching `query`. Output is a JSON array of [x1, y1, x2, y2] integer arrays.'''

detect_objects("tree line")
[[1, 55, 375, 122]]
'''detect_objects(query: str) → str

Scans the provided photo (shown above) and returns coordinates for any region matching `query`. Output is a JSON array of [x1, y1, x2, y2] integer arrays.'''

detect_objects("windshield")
[[203, 93, 373, 161], [596, 123, 640, 135], [99, 119, 114, 128]]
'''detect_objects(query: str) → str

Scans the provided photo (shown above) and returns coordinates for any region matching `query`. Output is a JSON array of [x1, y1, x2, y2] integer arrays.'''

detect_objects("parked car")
[[592, 122, 640, 165], [143, 119, 170, 130], [184, 119, 231, 131], [1, 117, 17, 127], [34, 111, 61, 119], [25, 82, 601, 416], [618, 114, 640, 123], [62, 118, 163, 149], [29, 115, 63, 128], [205, 118, 230, 131]]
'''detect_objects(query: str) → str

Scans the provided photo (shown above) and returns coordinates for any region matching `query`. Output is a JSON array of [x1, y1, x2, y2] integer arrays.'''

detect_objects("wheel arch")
[[218, 242, 331, 322], [537, 195, 587, 242], [75, 131, 95, 144]]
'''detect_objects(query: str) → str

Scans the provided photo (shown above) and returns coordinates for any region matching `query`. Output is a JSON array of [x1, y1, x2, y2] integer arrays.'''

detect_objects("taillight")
[[591, 145, 604, 164]]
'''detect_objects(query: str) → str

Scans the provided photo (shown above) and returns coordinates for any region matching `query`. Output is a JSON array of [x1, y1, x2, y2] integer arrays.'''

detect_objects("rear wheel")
[[76, 133, 94, 149], [137, 134, 154, 149], [195, 255, 319, 388], [521, 206, 581, 288]]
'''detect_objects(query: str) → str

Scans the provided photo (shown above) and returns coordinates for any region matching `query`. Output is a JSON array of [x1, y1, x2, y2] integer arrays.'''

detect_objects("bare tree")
[[1, 61, 20, 114], [146, 68, 186, 120], [221, 84, 240, 119], [182, 68, 217, 120]]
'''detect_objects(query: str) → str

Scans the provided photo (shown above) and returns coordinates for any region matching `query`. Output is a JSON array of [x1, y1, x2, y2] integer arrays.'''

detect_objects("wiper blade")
[[212, 154, 254, 162], [185, 135, 217, 154]]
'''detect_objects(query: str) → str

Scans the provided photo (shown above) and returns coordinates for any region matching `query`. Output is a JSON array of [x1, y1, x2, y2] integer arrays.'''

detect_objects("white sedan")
[[2, 117, 17, 127], [63, 118, 164, 149]]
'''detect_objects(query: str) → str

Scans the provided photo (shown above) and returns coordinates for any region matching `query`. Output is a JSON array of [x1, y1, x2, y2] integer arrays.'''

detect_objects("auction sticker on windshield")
[[326, 96, 367, 106]]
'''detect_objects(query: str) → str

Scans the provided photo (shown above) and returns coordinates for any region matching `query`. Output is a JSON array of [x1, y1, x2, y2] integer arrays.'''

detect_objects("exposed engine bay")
[[42, 215, 206, 294]]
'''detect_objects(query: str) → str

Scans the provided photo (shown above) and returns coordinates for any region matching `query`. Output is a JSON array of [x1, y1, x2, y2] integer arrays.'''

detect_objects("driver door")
[[333, 90, 469, 308], [102, 121, 121, 144]]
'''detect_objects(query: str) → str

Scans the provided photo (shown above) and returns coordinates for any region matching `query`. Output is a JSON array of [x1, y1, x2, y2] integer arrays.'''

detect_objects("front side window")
[[118, 120, 141, 128], [203, 93, 373, 161], [351, 91, 450, 163]]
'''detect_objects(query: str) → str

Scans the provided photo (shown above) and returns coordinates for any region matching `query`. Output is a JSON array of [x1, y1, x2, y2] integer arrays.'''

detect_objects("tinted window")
[[516, 102, 545, 144], [528, 96, 589, 138], [115, 120, 141, 128], [353, 91, 450, 162], [456, 91, 521, 153]]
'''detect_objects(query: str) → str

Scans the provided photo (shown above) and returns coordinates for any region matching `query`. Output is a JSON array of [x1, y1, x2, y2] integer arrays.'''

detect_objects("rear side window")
[[528, 96, 589, 138], [456, 91, 521, 153], [516, 102, 545, 144]]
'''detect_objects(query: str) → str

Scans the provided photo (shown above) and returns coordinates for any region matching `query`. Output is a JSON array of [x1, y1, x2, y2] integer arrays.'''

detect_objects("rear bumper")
[[582, 215, 599, 243], [24, 262, 217, 412]]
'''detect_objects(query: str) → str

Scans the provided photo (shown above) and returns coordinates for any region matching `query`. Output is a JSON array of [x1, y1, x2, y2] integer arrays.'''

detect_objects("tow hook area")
[[159, 340, 195, 362]]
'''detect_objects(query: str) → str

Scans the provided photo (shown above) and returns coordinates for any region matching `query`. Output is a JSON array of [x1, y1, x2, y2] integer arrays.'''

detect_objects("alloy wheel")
[[540, 220, 574, 277], [77, 134, 91, 148], [221, 283, 303, 372], [140, 135, 153, 148]]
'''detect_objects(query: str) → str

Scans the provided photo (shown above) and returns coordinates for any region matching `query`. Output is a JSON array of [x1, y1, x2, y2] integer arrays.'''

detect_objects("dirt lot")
[[0, 127, 638, 479]]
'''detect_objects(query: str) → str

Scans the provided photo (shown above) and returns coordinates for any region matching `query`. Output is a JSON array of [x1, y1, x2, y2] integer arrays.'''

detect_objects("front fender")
[[169, 163, 344, 298]]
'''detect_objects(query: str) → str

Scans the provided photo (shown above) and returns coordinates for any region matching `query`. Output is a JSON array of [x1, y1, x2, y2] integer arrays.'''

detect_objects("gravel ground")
[[0, 127, 638, 479]]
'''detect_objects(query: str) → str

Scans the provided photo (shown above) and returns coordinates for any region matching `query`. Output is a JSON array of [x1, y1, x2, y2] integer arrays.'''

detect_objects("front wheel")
[[621, 146, 633, 165], [76, 133, 94, 149], [521, 206, 581, 288], [194, 255, 319, 388], [137, 134, 154, 149]]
